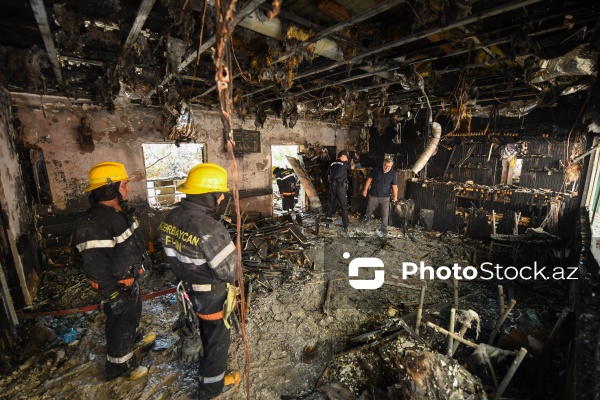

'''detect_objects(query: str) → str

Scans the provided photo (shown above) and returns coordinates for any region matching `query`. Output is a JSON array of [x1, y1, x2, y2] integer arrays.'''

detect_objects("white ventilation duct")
[[411, 122, 442, 174]]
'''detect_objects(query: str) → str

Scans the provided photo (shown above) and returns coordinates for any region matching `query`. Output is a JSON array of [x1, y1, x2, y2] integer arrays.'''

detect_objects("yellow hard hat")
[[272, 166, 277, 174], [177, 163, 230, 194], [84, 162, 129, 192]]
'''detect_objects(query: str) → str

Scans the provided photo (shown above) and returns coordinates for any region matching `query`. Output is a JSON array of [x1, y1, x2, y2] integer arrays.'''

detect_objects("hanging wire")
[[231, 40, 252, 83], [188, 0, 208, 101]]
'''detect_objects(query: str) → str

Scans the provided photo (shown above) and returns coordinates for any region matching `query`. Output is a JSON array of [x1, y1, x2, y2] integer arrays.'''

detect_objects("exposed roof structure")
[[1, 0, 599, 129]]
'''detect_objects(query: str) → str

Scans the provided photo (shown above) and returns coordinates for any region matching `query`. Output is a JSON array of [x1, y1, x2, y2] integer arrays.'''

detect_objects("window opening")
[[142, 143, 204, 208]]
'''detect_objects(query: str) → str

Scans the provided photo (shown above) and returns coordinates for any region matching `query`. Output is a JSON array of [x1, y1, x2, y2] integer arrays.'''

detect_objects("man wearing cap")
[[362, 158, 399, 234], [75, 162, 153, 381], [325, 150, 355, 232], [159, 163, 240, 399]]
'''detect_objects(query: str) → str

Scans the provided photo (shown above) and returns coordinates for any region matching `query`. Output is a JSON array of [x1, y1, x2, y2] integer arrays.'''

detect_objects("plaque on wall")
[[226, 129, 261, 154]]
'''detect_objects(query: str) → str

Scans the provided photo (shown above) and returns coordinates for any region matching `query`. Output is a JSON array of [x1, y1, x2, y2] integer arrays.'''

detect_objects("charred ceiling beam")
[[159, 0, 267, 88], [59, 55, 104, 68], [29, 0, 64, 87], [296, 79, 407, 106], [415, 10, 599, 73], [259, 66, 397, 104], [121, 0, 156, 55], [177, 74, 212, 83], [457, 26, 495, 58], [294, 0, 545, 82], [255, 40, 515, 105], [243, 0, 544, 100], [240, 1, 411, 99], [405, 37, 511, 65], [476, 92, 538, 104]]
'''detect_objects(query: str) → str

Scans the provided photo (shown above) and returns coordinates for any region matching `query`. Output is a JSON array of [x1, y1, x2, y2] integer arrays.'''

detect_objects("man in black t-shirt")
[[325, 150, 354, 232], [362, 158, 398, 232]]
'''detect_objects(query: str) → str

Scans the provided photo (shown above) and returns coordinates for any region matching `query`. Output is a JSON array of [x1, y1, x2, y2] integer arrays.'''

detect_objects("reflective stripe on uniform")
[[76, 220, 139, 251], [277, 174, 295, 181], [201, 371, 225, 384], [107, 351, 133, 364], [208, 242, 235, 270], [196, 310, 224, 320], [191, 283, 213, 292], [164, 247, 207, 265]]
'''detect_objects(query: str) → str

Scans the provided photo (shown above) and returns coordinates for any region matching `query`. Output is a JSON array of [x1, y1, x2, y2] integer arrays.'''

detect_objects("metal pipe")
[[488, 299, 517, 345], [447, 308, 456, 356], [494, 347, 528, 400], [497, 285, 505, 315]]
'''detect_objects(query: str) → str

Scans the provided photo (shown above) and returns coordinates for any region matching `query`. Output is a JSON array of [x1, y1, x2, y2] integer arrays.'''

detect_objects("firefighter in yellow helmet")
[[75, 162, 154, 381], [159, 163, 240, 398]]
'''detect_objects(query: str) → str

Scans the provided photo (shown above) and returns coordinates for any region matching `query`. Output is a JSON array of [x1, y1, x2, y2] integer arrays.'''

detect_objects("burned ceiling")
[[1, 0, 599, 133]]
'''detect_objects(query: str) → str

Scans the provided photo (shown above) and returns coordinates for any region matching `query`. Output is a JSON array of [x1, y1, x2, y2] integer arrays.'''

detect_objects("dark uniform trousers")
[[105, 288, 142, 380], [190, 288, 230, 397], [326, 181, 349, 228], [282, 195, 296, 212]]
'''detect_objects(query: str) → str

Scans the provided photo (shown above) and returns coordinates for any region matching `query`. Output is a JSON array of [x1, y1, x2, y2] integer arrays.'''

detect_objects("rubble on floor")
[[2, 214, 571, 399]]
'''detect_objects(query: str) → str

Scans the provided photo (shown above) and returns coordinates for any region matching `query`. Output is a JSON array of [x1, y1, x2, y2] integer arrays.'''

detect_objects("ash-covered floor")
[[3, 215, 570, 400]]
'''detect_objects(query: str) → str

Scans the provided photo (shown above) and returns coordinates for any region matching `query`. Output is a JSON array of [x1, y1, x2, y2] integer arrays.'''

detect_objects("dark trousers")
[[105, 288, 142, 380], [365, 196, 391, 229], [326, 183, 349, 228], [190, 288, 230, 397], [282, 195, 296, 212]]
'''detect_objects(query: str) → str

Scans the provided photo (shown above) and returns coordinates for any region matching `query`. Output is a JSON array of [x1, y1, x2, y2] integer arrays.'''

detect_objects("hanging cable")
[[188, 0, 208, 101]]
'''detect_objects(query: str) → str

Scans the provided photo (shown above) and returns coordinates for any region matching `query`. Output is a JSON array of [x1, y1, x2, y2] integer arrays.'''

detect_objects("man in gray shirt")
[[362, 158, 398, 233]]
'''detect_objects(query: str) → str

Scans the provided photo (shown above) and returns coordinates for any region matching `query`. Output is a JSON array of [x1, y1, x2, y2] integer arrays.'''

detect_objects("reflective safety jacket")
[[276, 168, 298, 194], [159, 199, 236, 284], [75, 203, 146, 297]]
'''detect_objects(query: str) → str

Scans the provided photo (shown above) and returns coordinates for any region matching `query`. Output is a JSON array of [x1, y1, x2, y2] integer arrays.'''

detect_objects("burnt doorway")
[[271, 145, 304, 216]]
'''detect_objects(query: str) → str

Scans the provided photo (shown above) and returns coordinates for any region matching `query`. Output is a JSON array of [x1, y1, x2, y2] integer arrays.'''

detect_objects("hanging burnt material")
[[78, 115, 94, 153], [233, 88, 249, 121], [169, 99, 196, 142], [282, 99, 299, 128], [166, 36, 188, 76], [254, 106, 267, 129], [356, 126, 370, 153], [156, 85, 196, 142], [282, 24, 316, 90]]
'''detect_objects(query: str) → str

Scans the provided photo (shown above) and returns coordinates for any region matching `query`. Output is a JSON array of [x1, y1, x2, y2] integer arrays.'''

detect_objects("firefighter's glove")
[[177, 326, 203, 364], [107, 290, 128, 315], [223, 283, 240, 330]]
